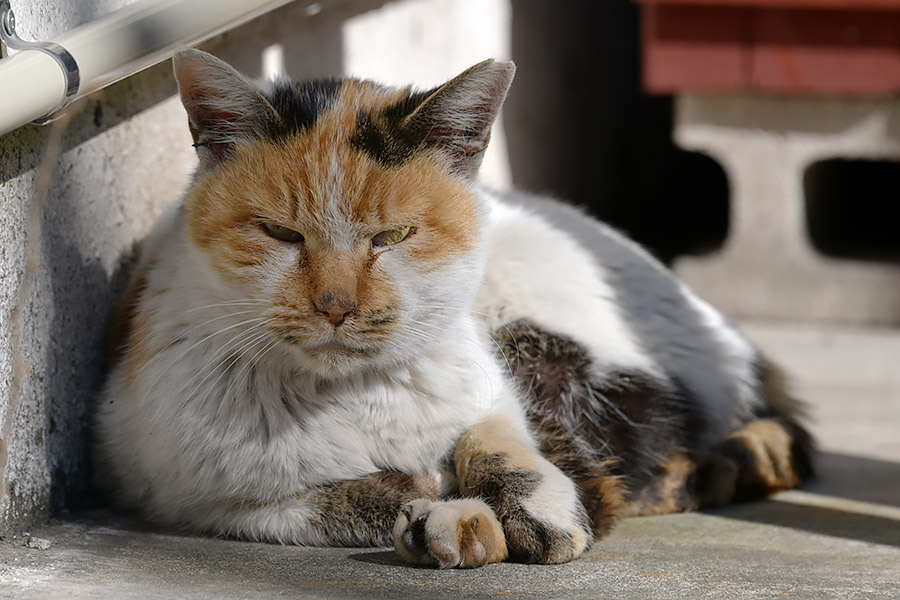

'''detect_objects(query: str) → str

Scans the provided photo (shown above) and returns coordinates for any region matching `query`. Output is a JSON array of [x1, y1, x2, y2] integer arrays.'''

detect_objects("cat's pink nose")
[[316, 292, 356, 327]]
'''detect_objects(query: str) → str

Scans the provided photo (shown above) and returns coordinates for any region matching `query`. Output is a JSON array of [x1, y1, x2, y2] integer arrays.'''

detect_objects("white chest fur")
[[99, 302, 517, 512]]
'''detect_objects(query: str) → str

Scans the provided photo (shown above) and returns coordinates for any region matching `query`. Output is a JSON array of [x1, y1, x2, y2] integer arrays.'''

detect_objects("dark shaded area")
[[804, 451, 900, 509], [805, 158, 900, 262], [504, 0, 729, 264], [718, 500, 900, 548]]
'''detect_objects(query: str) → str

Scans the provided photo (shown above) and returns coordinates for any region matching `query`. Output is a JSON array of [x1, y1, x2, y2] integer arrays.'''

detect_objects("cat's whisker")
[[141, 316, 272, 390], [234, 338, 283, 400], [156, 319, 273, 402], [135, 310, 269, 380], [183, 299, 267, 314], [223, 334, 283, 401], [173, 326, 268, 405], [204, 336, 276, 416], [181, 321, 277, 403]]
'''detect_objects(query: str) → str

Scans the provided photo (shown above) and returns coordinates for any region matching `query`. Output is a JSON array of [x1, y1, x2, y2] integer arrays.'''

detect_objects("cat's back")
[[476, 188, 763, 446]]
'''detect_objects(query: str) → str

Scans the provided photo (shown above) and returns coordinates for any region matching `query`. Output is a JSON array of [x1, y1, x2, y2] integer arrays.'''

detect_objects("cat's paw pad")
[[393, 498, 507, 568]]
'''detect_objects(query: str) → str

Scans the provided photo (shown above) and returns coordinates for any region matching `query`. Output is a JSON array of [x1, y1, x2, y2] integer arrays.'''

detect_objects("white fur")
[[475, 195, 663, 377], [519, 452, 589, 546]]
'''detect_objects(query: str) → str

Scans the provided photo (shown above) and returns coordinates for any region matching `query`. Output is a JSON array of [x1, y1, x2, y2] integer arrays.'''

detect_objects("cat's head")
[[173, 50, 514, 378]]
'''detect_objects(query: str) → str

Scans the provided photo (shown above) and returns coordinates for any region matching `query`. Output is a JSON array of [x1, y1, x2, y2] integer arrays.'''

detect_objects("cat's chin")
[[292, 340, 383, 378]]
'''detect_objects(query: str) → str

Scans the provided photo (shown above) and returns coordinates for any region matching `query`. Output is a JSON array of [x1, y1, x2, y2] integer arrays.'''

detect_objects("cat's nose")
[[315, 292, 357, 327]]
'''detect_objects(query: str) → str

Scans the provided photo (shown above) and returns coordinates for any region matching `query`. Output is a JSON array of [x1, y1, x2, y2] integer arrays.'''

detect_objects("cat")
[[95, 49, 813, 569]]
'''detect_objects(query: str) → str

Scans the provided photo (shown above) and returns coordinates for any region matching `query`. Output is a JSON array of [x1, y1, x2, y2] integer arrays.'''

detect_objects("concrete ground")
[[1, 321, 898, 599]]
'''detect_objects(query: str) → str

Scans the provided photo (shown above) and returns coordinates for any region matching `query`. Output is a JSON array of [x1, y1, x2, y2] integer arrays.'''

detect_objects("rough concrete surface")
[[1, 321, 898, 599]]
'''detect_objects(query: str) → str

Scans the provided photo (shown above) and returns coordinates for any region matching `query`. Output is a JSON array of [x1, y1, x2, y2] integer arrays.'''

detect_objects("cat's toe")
[[394, 499, 436, 565], [393, 498, 507, 568]]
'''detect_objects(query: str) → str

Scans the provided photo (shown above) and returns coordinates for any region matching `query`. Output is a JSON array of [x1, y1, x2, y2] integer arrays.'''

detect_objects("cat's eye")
[[261, 222, 304, 243], [373, 226, 413, 247]]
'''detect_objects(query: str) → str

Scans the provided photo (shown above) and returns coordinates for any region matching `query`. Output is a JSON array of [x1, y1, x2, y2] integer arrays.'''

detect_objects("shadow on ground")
[[708, 451, 900, 549]]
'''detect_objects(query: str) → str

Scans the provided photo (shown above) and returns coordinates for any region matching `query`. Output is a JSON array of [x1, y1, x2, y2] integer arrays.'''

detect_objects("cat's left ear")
[[403, 59, 515, 178], [173, 49, 279, 170]]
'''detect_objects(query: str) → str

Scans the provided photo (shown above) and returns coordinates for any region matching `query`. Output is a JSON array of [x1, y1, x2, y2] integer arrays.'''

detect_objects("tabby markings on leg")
[[210, 470, 443, 547], [393, 415, 592, 567]]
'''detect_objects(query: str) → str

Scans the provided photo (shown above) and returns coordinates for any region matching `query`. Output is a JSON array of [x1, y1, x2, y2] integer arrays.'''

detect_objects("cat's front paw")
[[393, 498, 508, 568]]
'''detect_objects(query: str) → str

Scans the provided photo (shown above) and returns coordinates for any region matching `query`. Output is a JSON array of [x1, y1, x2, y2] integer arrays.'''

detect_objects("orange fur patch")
[[454, 416, 544, 486], [457, 510, 509, 566], [108, 266, 151, 362], [621, 453, 698, 518], [581, 465, 627, 536], [122, 297, 155, 391], [184, 80, 481, 349]]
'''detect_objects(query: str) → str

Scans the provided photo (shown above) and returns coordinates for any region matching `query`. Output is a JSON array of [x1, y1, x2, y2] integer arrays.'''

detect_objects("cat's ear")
[[173, 49, 278, 169], [403, 59, 515, 178]]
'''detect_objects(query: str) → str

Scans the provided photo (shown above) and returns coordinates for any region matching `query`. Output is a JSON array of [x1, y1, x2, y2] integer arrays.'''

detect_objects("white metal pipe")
[[0, 0, 299, 136]]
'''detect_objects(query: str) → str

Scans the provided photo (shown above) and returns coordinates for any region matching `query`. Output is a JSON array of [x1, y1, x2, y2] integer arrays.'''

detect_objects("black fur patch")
[[351, 90, 432, 167], [493, 320, 705, 498], [264, 79, 342, 141]]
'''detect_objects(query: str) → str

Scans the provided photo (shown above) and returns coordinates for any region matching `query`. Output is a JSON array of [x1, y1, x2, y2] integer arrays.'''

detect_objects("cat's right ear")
[[173, 49, 278, 169]]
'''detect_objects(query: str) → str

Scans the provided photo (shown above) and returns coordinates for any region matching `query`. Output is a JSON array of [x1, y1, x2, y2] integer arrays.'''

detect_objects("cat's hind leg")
[[624, 417, 813, 515], [628, 361, 815, 514], [393, 415, 593, 567]]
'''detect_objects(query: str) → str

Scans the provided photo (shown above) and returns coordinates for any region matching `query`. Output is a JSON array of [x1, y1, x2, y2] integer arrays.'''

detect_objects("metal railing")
[[0, 0, 300, 136]]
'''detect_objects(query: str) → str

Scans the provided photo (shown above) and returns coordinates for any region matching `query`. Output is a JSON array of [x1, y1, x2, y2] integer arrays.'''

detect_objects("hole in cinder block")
[[804, 159, 900, 262], [600, 132, 730, 265]]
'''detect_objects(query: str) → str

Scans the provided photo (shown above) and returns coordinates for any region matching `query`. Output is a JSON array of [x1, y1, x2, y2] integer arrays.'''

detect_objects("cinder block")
[[674, 93, 900, 325]]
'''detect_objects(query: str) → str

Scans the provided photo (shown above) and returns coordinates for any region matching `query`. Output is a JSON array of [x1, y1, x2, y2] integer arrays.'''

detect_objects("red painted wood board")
[[752, 9, 900, 93], [639, 2, 900, 94], [639, 0, 900, 10], [642, 5, 751, 92]]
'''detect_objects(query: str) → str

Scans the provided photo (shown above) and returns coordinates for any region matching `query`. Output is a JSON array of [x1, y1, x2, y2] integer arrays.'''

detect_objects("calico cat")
[[95, 49, 813, 568]]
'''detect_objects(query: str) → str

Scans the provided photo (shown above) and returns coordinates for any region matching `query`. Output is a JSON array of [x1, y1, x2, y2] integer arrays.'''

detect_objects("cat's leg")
[[627, 360, 815, 514], [393, 415, 593, 568], [688, 357, 814, 508], [529, 423, 628, 537], [198, 470, 445, 547]]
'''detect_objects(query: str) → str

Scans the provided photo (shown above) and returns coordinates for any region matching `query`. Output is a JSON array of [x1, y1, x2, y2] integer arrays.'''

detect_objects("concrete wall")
[[0, 0, 513, 536]]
